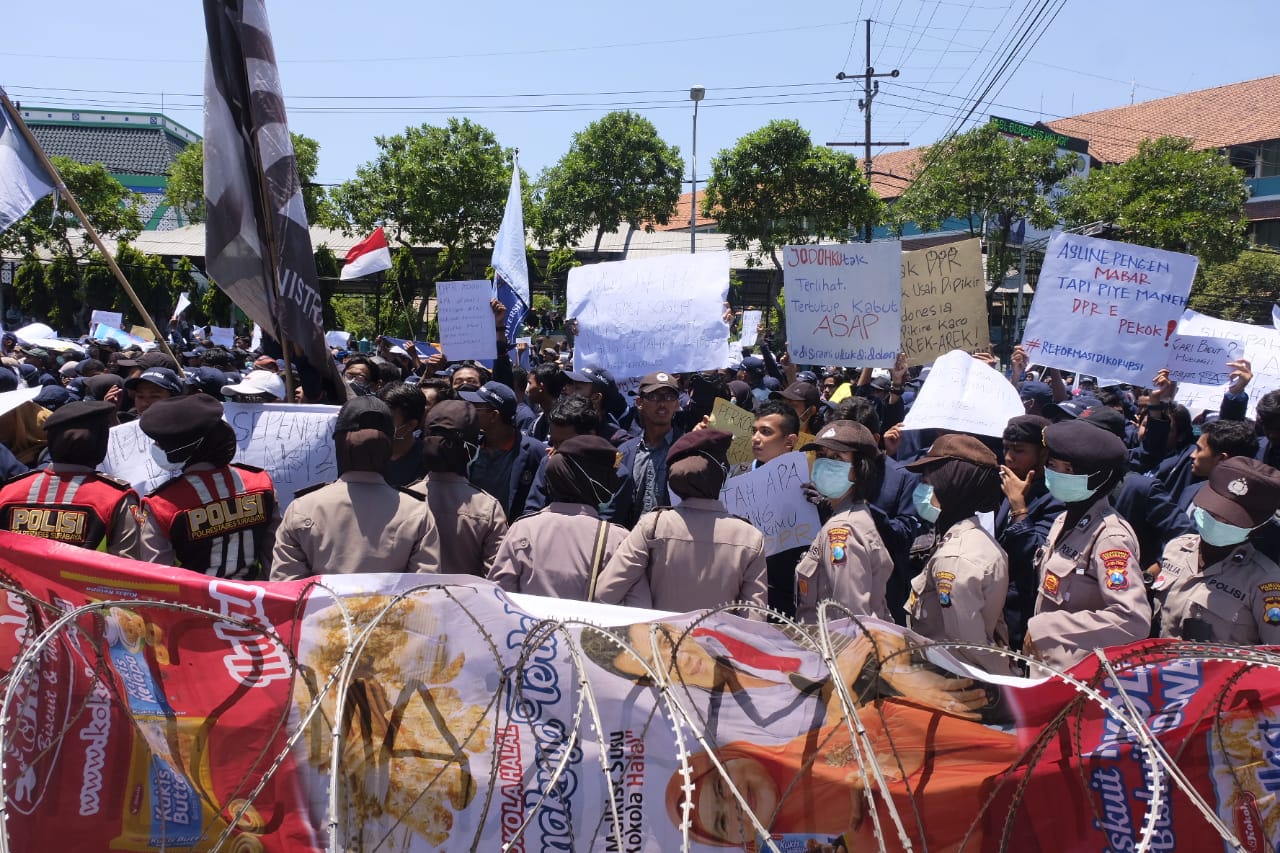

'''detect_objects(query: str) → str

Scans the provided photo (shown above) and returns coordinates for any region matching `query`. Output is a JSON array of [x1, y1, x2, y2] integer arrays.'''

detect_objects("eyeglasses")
[[643, 392, 679, 402]]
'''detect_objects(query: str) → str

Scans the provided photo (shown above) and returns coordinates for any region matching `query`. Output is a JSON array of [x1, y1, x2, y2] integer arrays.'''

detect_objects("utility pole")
[[833, 19, 908, 242]]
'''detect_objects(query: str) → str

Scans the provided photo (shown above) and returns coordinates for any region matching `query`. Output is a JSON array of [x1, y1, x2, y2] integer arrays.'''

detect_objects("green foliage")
[[330, 295, 414, 341], [11, 257, 48, 323], [532, 111, 684, 251], [0, 157, 143, 261], [1190, 249, 1280, 323], [1056, 136, 1249, 265], [531, 294, 552, 314], [701, 120, 881, 270]]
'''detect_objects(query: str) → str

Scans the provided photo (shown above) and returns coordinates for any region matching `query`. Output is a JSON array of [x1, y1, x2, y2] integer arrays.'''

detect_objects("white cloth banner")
[[103, 402, 339, 508], [1172, 309, 1280, 418], [1020, 233, 1197, 384], [901, 349, 1025, 437], [436, 279, 498, 362], [783, 242, 902, 367], [719, 451, 821, 556], [0, 95, 56, 233], [568, 252, 730, 376], [89, 310, 123, 331]]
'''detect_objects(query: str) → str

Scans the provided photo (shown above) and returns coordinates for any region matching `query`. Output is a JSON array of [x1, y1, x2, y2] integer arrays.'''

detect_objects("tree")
[[1191, 248, 1280, 324], [1056, 136, 1249, 266], [164, 132, 334, 226], [893, 121, 1075, 296], [702, 120, 881, 272], [532, 111, 684, 251]]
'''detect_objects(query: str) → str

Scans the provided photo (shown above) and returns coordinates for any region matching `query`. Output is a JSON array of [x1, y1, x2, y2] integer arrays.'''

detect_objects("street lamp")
[[689, 85, 705, 254]]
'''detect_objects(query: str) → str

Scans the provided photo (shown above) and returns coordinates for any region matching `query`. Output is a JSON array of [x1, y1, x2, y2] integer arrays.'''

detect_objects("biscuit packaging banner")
[[1, 531, 1279, 851]]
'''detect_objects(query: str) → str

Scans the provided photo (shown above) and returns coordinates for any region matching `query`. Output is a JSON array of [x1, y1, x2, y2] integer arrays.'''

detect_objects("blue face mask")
[[912, 483, 941, 523], [1193, 506, 1254, 547], [811, 458, 853, 499], [1044, 468, 1098, 504]]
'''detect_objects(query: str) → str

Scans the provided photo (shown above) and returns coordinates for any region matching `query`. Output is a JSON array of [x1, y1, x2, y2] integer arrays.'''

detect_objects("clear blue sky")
[[4, 1, 1278, 190]]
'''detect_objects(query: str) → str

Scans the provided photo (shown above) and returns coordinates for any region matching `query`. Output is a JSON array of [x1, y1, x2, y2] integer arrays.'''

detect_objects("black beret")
[[140, 393, 224, 444], [422, 400, 479, 442], [1077, 405, 1126, 439], [43, 400, 116, 433], [1003, 414, 1050, 444], [669, 429, 733, 467], [906, 433, 998, 471], [335, 396, 393, 436], [556, 434, 618, 468], [1194, 456, 1280, 529], [1044, 418, 1128, 473], [82, 373, 124, 401]]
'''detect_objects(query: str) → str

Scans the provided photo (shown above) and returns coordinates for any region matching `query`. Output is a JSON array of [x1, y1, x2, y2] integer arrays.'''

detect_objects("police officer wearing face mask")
[[1153, 457, 1280, 644], [1025, 419, 1152, 671]]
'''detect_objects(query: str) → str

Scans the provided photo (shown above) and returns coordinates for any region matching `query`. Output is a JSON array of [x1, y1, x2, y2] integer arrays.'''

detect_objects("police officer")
[[1025, 419, 1152, 671], [593, 430, 768, 614], [489, 434, 628, 599], [270, 397, 441, 579], [905, 434, 1014, 675], [793, 420, 894, 624], [0, 400, 141, 558], [1153, 457, 1280, 644], [139, 394, 279, 579], [408, 400, 507, 576]]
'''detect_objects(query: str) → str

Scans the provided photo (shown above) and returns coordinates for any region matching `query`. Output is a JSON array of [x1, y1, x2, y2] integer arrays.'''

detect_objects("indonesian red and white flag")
[[340, 226, 393, 280]]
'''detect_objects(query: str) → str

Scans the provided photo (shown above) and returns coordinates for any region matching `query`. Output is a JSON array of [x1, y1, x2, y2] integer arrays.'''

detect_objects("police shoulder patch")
[[1264, 595, 1280, 626], [828, 527, 850, 563], [396, 486, 427, 501], [93, 472, 135, 491], [1100, 548, 1131, 591], [231, 462, 266, 474], [293, 481, 331, 499]]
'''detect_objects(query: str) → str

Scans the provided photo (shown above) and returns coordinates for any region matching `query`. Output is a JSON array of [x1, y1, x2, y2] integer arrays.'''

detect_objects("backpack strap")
[[585, 519, 611, 601]]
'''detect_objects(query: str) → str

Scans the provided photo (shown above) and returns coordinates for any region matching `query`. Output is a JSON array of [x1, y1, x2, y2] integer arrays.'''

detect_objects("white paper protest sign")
[[1172, 309, 1280, 418], [568, 252, 730, 376], [210, 326, 236, 348], [324, 330, 352, 349], [436, 280, 498, 362], [172, 291, 191, 319], [738, 310, 762, 347], [91, 323, 148, 348], [103, 402, 339, 508], [0, 386, 41, 419], [899, 238, 989, 365], [783, 242, 902, 367], [89, 310, 123, 331], [719, 451, 821, 556], [1166, 334, 1239, 386], [1020, 233, 1197, 384], [13, 323, 54, 343], [901, 349, 1024, 437]]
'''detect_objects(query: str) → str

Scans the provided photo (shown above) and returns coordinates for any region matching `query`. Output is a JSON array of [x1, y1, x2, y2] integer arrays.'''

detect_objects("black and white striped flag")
[[202, 0, 345, 401]]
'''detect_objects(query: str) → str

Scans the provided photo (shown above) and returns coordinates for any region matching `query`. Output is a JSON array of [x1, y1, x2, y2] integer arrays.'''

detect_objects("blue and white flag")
[[0, 89, 56, 234], [492, 158, 528, 344]]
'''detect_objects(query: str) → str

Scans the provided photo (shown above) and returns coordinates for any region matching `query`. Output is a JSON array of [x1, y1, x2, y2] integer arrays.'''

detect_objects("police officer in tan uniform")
[[904, 434, 1014, 675], [271, 397, 441, 580], [408, 400, 507, 576], [593, 430, 768, 614], [793, 421, 894, 624], [489, 434, 627, 599], [1025, 419, 1152, 671], [1153, 456, 1280, 644]]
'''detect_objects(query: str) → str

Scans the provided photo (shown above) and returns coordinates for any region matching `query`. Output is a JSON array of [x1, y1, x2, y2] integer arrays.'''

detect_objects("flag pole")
[[0, 88, 182, 368]]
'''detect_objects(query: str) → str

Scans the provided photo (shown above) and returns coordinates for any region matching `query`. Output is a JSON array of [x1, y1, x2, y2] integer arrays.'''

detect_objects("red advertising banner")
[[0, 530, 1276, 852]]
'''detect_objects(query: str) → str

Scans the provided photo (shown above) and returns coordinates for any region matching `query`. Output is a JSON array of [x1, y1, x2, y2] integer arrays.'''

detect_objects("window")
[[1228, 144, 1259, 177], [1252, 220, 1280, 249], [1261, 140, 1280, 178]]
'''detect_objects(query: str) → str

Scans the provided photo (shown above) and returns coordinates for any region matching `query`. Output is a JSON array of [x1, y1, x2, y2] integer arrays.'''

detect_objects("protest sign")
[[0, 386, 41, 418], [738, 309, 762, 347], [89, 309, 123, 331], [210, 326, 235, 348], [172, 290, 191, 319], [1173, 308, 1280, 417], [12, 322, 54, 343], [130, 325, 156, 342], [709, 396, 755, 466], [1166, 334, 1239, 386], [436, 279, 498, 362], [1020, 233, 1197, 384], [103, 402, 338, 506], [899, 238, 989, 365], [324, 329, 351, 349], [1, 530, 1276, 852], [783, 241, 902, 367], [91, 323, 148, 348], [720, 451, 820, 555], [901, 349, 1024, 436], [568, 252, 730, 376]]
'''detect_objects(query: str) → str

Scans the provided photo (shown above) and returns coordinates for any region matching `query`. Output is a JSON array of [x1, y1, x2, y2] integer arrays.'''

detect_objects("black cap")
[[1044, 395, 1100, 422], [778, 380, 820, 407], [741, 356, 765, 372], [0, 369, 17, 393], [458, 381, 517, 420], [124, 367, 184, 396], [669, 429, 734, 466], [1044, 418, 1128, 473], [137, 350, 181, 372], [1194, 457, 1280, 529], [43, 400, 116, 433], [334, 396, 394, 436], [423, 399, 479, 442], [1077, 404, 1127, 439], [140, 393, 224, 446], [1018, 381, 1054, 410]]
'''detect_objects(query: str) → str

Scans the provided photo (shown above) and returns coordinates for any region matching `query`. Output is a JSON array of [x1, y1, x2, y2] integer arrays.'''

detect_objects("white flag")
[[0, 90, 56, 234], [491, 161, 528, 306]]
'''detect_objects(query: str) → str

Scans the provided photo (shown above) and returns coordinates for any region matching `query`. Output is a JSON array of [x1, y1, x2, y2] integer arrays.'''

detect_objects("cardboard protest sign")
[[720, 451, 820, 556], [568, 252, 730, 376], [89, 309, 123, 331], [1020, 233, 1197, 384], [436, 279, 499, 362], [1166, 334, 1239, 386], [899, 238, 989, 365], [103, 403, 338, 507], [783, 241, 902, 367], [709, 396, 755, 466], [901, 349, 1024, 437], [1174, 308, 1280, 417]]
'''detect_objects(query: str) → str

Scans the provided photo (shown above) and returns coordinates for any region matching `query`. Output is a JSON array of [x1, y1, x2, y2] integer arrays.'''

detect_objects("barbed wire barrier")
[[0, 549, 1276, 852]]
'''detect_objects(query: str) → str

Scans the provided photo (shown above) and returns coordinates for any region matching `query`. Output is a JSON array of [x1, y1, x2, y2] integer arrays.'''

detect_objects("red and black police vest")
[[0, 469, 135, 551], [145, 464, 276, 580]]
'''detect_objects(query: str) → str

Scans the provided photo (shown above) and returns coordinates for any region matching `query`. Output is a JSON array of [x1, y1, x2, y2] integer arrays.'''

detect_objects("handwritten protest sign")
[[1020, 233, 1197, 384], [1166, 334, 1238, 386], [103, 403, 338, 507], [325, 330, 351, 349], [899, 238, 989, 365], [783, 242, 902, 367], [738, 309, 762, 347], [1173, 309, 1280, 417], [210, 326, 235, 348], [709, 397, 755, 466], [89, 309, 123, 331], [568, 252, 730, 376], [720, 451, 820, 556], [436, 279, 498, 362], [901, 349, 1024, 437]]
